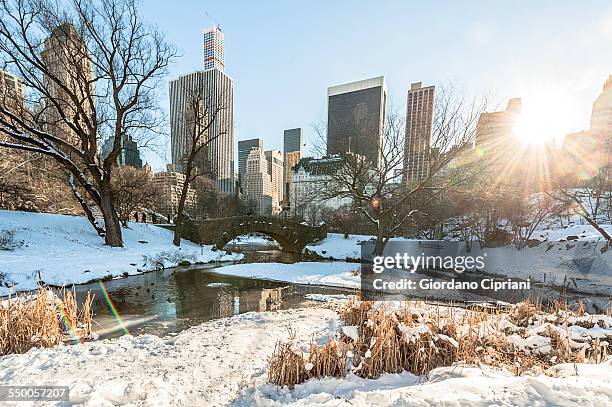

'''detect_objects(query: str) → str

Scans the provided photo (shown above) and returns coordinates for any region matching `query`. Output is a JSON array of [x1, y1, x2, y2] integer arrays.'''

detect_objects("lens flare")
[[55, 304, 81, 344], [98, 280, 130, 336]]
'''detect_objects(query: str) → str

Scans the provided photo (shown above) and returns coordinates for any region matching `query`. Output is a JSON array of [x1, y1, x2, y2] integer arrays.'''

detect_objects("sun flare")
[[513, 88, 577, 146]]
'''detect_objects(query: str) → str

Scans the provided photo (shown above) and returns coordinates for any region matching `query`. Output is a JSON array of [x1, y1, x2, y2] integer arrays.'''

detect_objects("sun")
[[513, 88, 577, 146]]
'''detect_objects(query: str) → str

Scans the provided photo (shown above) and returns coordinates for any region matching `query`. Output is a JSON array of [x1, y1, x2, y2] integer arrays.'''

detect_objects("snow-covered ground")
[[227, 234, 276, 246], [239, 360, 612, 406], [306, 227, 612, 296], [0, 211, 241, 296], [305, 233, 370, 260], [211, 262, 360, 288], [0, 302, 610, 406], [0, 307, 340, 406]]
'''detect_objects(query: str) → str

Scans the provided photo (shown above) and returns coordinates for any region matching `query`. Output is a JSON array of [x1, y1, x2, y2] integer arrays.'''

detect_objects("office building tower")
[[169, 69, 234, 194], [238, 138, 264, 192], [100, 134, 143, 168], [153, 165, 196, 222], [475, 98, 522, 159], [203, 25, 225, 71], [327, 76, 387, 167], [403, 82, 435, 182], [265, 149, 284, 212], [244, 147, 273, 215], [590, 75, 612, 132], [283, 128, 303, 155], [0, 70, 25, 117], [589, 75, 612, 171], [41, 23, 94, 146], [283, 151, 301, 204], [283, 128, 303, 201]]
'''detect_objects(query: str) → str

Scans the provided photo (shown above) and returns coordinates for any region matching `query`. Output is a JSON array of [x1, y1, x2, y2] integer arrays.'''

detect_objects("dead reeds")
[[268, 298, 612, 388], [0, 287, 94, 356], [268, 329, 349, 389]]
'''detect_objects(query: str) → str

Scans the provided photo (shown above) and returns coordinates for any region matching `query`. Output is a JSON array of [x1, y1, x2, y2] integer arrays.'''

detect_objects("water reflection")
[[74, 265, 354, 339]]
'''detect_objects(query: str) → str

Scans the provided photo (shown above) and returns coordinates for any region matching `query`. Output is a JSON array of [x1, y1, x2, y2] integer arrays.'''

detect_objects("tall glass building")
[[169, 25, 234, 195], [327, 76, 387, 167]]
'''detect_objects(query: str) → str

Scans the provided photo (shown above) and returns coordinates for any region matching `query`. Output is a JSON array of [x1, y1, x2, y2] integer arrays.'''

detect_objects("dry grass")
[[268, 298, 612, 388], [268, 328, 350, 389], [307, 338, 348, 379], [0, 287, 94, 356]]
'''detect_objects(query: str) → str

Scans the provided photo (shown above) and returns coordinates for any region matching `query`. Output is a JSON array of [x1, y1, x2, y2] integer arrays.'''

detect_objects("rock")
[[566, 235, 579, 241], [178, 260, 192, 266], [138, 240, 148, 244]]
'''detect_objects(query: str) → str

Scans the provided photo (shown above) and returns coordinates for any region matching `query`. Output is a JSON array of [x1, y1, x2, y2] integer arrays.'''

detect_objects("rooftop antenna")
[[204, 11, 220, 29]]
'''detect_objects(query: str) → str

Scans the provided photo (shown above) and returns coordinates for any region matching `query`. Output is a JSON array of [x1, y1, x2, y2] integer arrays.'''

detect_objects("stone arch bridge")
[[179, 216, 327, 253]]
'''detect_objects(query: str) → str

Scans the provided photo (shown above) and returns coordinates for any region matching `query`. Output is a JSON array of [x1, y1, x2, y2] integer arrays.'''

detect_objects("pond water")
[[65, 238, 610, 340], [75, 263, 355, 339]]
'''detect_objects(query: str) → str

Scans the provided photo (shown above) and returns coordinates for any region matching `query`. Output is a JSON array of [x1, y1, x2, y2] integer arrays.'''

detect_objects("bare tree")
[[316, 86, 487, 255], [0, 0, 175, 246], [502, 191, 562, 250], [172, 90, 228, 246], [547, 185, 612, 241], [110, 165, 160, 227]]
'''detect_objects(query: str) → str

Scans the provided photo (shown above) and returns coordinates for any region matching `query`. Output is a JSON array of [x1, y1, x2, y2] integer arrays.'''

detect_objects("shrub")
[[0, 229, 24, 251]]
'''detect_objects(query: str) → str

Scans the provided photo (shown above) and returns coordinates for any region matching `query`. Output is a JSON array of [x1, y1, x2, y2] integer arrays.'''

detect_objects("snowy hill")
[[0, 211, 241, 295]]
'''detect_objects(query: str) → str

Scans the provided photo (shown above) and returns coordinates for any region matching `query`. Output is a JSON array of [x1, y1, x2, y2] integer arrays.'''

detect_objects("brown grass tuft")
[[0, 287, 94, 356]]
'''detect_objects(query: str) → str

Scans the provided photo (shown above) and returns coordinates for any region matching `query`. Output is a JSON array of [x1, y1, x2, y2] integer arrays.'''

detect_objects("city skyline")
[[137, 1, 612, 171]]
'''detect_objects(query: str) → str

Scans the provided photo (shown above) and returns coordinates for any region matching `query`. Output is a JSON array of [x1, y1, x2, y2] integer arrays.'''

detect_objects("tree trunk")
[[68, 174, 106, 238], [173, 172, 191, 247], [100, 185, 123, 247], [374, 229, 386, 256]]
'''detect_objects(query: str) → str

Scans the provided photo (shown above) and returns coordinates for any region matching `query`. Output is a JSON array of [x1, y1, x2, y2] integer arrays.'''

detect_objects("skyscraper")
[[100, 134, 143, 168], [475, 98, 522, 160], [41, 23, 94, 146], [283, 128, 303, 155], [244, 147, 273, 215], [0, 70, 24, 118], [589, 75, 612, 171], [265, 149, 284, 212], [327, 76, 387, 167], [203, 26, 225, 71], [403, 82, 435, 182], [283, 128, 304, 203], [238, 138, 264, 192], [170, 25, 234, 194]]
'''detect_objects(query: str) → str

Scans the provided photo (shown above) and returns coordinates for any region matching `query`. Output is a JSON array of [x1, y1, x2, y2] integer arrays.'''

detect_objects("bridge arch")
[[180, 216, 327, 253]]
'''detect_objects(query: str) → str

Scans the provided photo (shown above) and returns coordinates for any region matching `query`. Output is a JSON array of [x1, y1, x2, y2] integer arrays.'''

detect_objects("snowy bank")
[[305, 229, 612, 296], [211, 262, 361, 288], [0, 211, 241, 295], [0, 307, 340, 406], [239, 360, 612, 406], [1, 303, 610, 406]]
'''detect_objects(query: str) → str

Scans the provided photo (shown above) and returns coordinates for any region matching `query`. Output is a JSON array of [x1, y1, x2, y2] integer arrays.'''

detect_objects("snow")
[[305, 233, 371, 260], [1, 293, 611, 406], [211, 262, 361, 288], [0, 210, 241, 295], [238, 360, 612, 406], [226, 234, 276, 246], [341, 325, 359, 341], [305, 233, 423, 260], [308, 228, 612, 297], [0, 307, 340, 406], [1, 303, 610, 406]]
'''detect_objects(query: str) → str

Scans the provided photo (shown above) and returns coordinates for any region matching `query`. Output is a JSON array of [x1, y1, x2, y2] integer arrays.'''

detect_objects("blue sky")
[[141, 0, 612, 170]]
